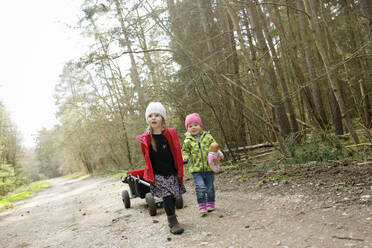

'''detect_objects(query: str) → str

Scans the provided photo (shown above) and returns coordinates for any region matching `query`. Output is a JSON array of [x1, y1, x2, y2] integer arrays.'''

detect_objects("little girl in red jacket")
[[136, 102, 186, 235]]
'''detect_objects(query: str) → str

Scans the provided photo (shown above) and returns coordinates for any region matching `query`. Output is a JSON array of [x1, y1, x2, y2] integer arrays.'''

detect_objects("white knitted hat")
[[145, 102, 166, 120]]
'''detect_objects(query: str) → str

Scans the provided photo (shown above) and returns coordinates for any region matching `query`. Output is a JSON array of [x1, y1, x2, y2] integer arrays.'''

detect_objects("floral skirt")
[[150, 174, 186, 198]]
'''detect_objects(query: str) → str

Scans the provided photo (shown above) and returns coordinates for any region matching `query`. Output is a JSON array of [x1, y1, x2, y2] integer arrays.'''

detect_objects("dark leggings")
[[163, 195, 175, 216]]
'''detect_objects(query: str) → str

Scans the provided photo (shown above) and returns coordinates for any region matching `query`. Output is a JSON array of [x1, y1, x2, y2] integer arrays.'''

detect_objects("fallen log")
[[243, 151, 276, 160], [223, 142, 278, 153], [357, 161, 372, 166], [345, 143, 372, 148]]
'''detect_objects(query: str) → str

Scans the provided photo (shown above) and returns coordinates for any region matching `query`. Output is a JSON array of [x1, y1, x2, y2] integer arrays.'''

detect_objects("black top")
[[149, 134, 177, 176]]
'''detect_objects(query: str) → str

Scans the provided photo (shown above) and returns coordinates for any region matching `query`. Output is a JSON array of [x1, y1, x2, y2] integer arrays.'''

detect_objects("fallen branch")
[[295, 118, 313, 128], [223, 142, 278, 153], [110, 49, 173, 59], [338, 129, 372, 140], [337, 134, 350, 140], [239, 151, 276, 160], [331, 235, 364, 242], [345, 143, 372, 148], [357, 161, 372, 166], [249, 148, 275, 156]]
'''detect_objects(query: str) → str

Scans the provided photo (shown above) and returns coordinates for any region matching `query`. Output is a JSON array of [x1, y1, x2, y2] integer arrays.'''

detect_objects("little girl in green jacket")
[[182, 113, 218, 216]]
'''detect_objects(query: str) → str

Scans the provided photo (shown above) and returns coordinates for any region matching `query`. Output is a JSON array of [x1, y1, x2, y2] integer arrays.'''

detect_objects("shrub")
[[0, 163, 17, 196], [284, 131, 355, 164]]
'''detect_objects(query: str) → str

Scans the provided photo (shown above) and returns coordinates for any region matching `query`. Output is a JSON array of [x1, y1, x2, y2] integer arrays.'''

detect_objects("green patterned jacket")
[[182, 131, 216, 173]]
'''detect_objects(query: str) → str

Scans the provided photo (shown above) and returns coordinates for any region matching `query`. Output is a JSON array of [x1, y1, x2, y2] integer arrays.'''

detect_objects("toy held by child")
[[208, 142, 224, 173]]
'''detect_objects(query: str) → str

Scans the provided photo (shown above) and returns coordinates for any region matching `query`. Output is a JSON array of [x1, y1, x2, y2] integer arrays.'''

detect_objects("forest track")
[[0, 162, 371, 248]]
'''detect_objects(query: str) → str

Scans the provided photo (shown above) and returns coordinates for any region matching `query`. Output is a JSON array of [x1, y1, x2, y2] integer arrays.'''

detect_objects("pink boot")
[[198, 203, 207, 217], [206, 201, 215, 212]]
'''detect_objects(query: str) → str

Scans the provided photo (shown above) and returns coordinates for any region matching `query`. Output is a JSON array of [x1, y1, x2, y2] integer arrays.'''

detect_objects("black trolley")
[[121, 168, 183, 216]]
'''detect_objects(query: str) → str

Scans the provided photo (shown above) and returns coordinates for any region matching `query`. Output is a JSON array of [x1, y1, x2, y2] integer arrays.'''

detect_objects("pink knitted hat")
[[185, 113, 203, 129]]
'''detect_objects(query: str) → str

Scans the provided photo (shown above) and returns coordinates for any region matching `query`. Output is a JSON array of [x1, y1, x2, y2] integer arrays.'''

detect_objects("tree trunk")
[[327, 78, 344, 135], [258, 5, 299, 134], [218, 0, 248, 146], [223, 0, 287, 155], [246, 2, 291, 138], [359, 0, 372, 42], [344, 0, 372, 128], [242, 9, 257, 61], [360, 80, 372, 128], [196, 0, 237, 157], [304, 0, 359, 144], [113, 0, 146, 112], [134, 9, 159, 97], [79, 151, 93, 174], [296, 0, 328, 127], [86, 14, 134, 168], [267, 5, 325, 130]]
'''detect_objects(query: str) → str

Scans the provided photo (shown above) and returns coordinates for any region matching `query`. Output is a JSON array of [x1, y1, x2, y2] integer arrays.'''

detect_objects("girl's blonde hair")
[[147, 118, 167, 152]]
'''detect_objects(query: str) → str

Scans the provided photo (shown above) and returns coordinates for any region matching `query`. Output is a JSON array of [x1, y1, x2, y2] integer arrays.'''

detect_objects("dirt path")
[[0, 167, 371, 248]]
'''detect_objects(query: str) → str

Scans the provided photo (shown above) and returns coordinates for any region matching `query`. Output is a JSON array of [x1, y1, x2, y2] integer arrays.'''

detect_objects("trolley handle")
[[125, 174, 151, 187]]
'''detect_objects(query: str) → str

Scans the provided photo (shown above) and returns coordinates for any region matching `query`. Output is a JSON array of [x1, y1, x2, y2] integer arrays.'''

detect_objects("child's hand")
[[215, 156, 222, 163], [121, 175, 127, 183], [217, 150, 224, 160]]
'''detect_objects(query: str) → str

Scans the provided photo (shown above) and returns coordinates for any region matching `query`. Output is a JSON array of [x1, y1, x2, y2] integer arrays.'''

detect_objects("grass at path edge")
[[0, 181, 50, 212]]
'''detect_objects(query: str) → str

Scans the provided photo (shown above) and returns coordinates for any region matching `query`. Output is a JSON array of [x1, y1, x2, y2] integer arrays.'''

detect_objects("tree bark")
[[246, 1, 291, 138], [223, 0, 287, 155], [296, 0, 328, 127], [304, 0, 359, 144], [86, 13, 134, 168], [344, 0, 372, 128], [359, 0, 372, 42], [134, 9, 159, 97], [267, 5, 325, 130], [258, 5, 299, 134], [196, 0, 237, 156], [218, 0, 248, 146], [113, 0, 146, 112], [242, 9, 257, 61]]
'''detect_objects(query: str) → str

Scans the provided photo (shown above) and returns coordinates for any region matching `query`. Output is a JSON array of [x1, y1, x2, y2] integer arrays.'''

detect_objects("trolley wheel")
[[122, 190, 130, 209], [145, 193, 157, 216], [175, 195, 184, 209]]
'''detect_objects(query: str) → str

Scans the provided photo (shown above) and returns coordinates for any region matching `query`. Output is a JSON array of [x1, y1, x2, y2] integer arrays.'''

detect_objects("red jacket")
[[136, 128, 184, 183]]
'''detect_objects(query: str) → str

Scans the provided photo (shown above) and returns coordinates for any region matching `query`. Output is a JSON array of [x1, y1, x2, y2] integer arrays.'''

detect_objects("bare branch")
[[112, 48, 174, 59]]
